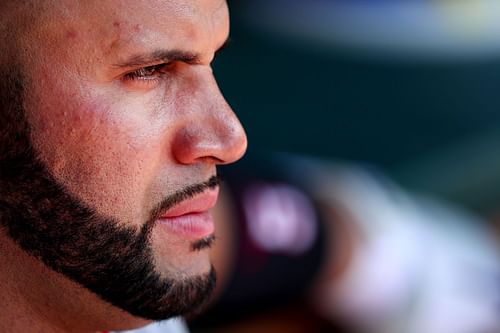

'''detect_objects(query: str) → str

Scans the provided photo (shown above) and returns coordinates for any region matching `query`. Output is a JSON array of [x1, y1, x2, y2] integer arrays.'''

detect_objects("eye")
[[123, 63, 171, 83]]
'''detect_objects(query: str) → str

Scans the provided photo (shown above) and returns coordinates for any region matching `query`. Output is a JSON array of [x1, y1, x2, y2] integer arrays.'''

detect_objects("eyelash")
[[123, 63, 171, 83]]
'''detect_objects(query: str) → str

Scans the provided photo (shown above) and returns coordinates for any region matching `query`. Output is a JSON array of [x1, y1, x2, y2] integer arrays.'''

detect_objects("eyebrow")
[[113, 49, 200, 68], [113, 39, 231, 69]]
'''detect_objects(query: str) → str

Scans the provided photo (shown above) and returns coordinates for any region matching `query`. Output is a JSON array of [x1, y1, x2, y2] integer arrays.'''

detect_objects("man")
[[0, 0, 247, 332]]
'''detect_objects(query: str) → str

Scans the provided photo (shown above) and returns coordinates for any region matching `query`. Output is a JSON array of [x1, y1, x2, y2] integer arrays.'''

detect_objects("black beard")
[[0, 69, 216, 320]]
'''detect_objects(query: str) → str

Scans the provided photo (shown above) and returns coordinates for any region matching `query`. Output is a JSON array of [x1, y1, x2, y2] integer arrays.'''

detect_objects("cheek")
[[28, 93, 164, 224]]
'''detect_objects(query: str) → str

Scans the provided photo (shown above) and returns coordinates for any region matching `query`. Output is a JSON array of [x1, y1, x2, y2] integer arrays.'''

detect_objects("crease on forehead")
[[99, 0, 229, 61], [6, 0, 229, 71]]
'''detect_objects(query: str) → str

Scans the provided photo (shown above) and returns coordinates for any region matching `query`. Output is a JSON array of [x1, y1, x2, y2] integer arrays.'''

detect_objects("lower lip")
[[157, 211, 215, 239]]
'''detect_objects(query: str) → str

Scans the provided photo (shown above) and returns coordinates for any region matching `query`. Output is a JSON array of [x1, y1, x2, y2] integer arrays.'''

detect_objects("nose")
[[171, 69, 247, 165]]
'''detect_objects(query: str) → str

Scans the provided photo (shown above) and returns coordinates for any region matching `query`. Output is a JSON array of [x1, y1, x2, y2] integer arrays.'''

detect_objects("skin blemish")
[[65, 29, 78, 39], [113, 21, 121, 28], [134, 24, 141, 33]]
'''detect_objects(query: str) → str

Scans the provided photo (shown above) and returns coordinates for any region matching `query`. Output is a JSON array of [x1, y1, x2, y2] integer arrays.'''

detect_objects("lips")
[[157, 187, 219, 239]]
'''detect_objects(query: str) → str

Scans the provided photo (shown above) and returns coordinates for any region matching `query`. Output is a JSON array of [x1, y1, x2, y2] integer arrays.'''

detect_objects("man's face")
[[0, 0, 246, 326]]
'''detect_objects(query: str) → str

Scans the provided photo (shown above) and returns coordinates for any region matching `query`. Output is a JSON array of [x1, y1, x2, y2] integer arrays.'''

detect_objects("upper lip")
[[159, 187, 220, 218]]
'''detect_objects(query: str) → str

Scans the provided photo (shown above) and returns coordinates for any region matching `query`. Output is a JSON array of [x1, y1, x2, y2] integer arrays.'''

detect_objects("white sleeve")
[[116, 317, 189, 333]]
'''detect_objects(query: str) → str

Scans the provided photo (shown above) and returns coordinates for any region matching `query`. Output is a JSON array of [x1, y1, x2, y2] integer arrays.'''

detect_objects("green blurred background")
[[213, 1, 500, 214]]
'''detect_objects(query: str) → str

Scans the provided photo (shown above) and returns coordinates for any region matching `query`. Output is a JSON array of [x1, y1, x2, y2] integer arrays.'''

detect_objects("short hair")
[[0, 1, 39, 68]]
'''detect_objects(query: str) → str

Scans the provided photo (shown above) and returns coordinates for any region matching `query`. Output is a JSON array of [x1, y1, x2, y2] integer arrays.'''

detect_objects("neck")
[[0, 232, 149, 332], [0, 234, 72, 332]]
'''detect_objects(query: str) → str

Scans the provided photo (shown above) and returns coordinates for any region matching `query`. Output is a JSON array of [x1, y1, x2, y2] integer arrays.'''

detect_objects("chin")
[[152, 232, 216, 274], [156, 251, 213, 279]]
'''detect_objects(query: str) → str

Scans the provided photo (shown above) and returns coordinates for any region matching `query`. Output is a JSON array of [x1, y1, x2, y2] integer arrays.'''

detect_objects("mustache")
[[149, 175, 221, 222]]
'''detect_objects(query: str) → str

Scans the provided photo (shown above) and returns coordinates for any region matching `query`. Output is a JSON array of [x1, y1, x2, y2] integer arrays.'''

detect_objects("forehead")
[[25, 0, 229, 64], [50, 0, 228, 27]]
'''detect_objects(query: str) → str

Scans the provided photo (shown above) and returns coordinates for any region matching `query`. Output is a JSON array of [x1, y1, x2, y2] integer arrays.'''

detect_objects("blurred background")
[[188, 1, 500, 332], [213, 0, 500, 215]]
